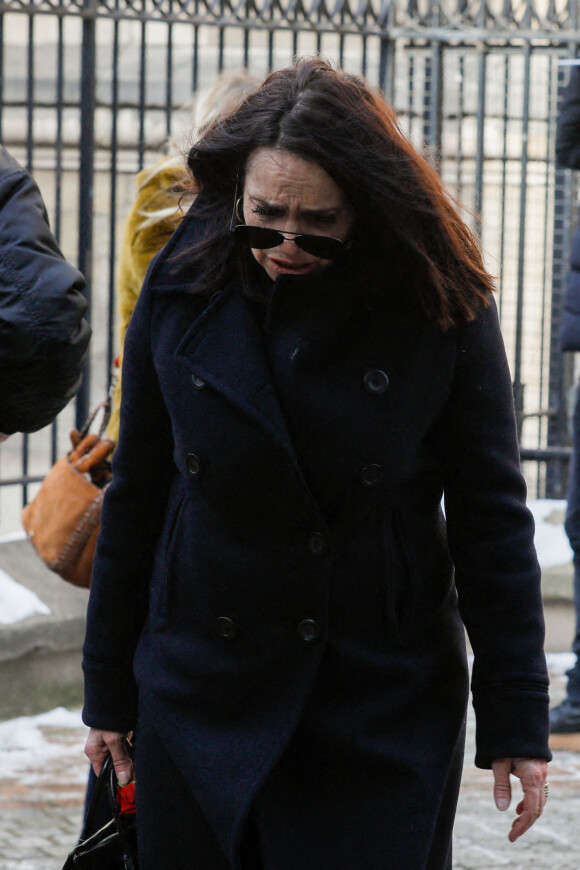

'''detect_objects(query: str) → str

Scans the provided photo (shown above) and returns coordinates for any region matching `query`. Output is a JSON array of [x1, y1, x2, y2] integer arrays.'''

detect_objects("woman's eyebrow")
[[303, 207, 338, 217], [249, 195, 283, 208], [249, 195, 338, 213]]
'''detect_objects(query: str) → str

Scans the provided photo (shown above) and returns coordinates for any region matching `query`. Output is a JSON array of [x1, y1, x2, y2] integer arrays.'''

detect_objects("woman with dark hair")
[[82, 58, 550, 869]]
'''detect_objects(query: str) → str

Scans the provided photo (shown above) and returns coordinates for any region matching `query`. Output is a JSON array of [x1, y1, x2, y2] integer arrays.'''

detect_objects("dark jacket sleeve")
[[0, 147, 91, 434], [434, 297, 551, 768], [556, 67, 580, 169]]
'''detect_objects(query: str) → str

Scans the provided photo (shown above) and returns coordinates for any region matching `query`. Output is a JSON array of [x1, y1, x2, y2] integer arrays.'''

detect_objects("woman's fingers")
[[492, 757, 549, 842], [491, 758, 512, 810], [84, 727, 110, 776], [85, 728, 134, 784]]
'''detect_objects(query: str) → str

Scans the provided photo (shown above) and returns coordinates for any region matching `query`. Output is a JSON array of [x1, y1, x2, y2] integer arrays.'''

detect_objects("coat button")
[[364, 369, 389, 394], [308, 532, 329, 557], [192, 374, 207, 390], [297, 618, 321, 644], [216, 616, 237, 639], [359, 464, 384, 487], [185, 453, 203, 478]]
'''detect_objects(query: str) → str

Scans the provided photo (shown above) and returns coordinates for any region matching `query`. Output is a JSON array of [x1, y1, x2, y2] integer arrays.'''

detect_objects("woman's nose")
[[278, 234, 301, 253], [279, 234, 297, 246]]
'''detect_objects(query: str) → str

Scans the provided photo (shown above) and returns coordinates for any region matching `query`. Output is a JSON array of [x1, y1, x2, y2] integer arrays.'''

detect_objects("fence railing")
[[1, 0, 579, 533]]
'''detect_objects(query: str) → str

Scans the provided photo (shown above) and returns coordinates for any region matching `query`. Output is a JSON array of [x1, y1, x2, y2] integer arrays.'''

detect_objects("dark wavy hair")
[[185, 57, 493, 328]]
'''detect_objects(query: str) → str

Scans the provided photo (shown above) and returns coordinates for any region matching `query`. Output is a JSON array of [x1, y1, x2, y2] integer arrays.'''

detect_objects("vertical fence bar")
[[25, 14, 34, 171], [423, 41, 443, 162], [512, 43, 531, 440], [379, 32, 395, 105], [166, 18, 173, 139], [138, 20, 147, 170], [473, 44, 486, 237], [243, 21, 250, 69], [107, 17, 121, 382], [52, 14, 66, 464], [218, 21, 225, 71], [192, 14, 199, 93], [54, 16, 64, 242], [455, 52, 464, 204], [497, 53, 509, 320], [76, 0, 97, 428]]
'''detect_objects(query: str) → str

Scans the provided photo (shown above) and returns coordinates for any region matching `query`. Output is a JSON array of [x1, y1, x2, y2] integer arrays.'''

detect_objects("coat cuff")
[[472, 686, 551, 769], [82, 658, 138, 733]]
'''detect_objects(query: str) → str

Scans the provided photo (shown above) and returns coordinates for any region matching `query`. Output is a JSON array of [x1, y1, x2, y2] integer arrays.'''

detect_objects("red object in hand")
[[116, 781, 136, 816]]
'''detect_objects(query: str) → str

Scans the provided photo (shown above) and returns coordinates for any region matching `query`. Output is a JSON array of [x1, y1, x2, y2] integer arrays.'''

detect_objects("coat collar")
[[174, 283, 297, 459]]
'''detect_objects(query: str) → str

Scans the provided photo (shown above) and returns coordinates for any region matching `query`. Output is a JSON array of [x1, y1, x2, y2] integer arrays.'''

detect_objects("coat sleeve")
[[556, 67, 580, 169], [433, 296, 551, 769], [0, 148, 91, 434], [82, 270, 174, 732]]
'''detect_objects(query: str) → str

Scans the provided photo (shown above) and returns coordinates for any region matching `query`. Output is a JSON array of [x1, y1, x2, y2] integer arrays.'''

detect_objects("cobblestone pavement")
[[0, 662, 579, 869]]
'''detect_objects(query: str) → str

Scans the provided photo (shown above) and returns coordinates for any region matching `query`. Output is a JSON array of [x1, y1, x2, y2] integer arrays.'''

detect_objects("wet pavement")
[[0, 660, 579, 870]]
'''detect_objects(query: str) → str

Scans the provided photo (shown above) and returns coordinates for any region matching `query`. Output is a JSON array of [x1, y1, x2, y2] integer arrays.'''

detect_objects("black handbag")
[[63, 753, 138, 870]]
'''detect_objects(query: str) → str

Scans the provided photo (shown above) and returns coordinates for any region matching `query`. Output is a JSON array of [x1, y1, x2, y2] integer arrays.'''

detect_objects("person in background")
[[0, 146, 90, 439], [83, 58, 550, 870], [106, 71, 260, 443], [550, 63, 580, 733]]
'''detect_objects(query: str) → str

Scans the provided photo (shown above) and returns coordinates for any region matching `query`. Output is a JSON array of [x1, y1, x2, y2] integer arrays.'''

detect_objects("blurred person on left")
[[0, 146, 90, 440]]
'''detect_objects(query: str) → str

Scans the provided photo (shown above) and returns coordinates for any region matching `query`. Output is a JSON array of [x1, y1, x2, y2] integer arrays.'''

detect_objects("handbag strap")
[[76, 398, 112, 443], [81, 754, 116, 839], [81, 751, 138, 869]]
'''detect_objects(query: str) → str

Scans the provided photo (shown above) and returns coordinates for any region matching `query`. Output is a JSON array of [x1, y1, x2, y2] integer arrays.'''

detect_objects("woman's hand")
[[491, 757, 549, 842], [85, 727, 134, 786]]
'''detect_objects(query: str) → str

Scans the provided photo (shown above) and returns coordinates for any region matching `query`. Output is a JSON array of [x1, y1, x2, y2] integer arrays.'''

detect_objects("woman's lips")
[[268, 257, 317, 275]]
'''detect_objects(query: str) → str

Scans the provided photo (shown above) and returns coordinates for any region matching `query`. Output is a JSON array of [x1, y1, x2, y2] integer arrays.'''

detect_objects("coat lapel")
[[174, 284, 296, 460]]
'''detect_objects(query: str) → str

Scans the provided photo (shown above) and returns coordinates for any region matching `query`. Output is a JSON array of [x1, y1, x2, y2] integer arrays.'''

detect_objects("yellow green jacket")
[[107, 157, 189, 442]]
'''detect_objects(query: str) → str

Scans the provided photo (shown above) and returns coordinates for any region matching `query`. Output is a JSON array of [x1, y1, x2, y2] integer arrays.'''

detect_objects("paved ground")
[[0, 662, 579, 870]]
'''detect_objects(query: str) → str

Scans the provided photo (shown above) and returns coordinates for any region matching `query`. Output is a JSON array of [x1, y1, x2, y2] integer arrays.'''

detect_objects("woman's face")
[[242, 147, 354, 281]]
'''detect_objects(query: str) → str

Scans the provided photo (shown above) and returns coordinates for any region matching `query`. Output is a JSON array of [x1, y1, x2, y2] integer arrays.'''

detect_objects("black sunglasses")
[[232, 224, 351, 260]]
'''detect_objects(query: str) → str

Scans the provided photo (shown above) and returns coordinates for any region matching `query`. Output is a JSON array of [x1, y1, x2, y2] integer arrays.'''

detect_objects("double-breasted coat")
[[83, 211, 551, 870]]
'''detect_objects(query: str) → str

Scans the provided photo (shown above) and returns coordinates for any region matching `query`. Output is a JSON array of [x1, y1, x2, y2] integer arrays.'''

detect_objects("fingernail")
[[497, 798, 509, 811], [117, 771, 130, 786]]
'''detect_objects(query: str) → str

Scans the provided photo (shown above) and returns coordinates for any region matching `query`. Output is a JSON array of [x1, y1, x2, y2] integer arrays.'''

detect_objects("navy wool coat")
[[83, 212, 551, 870]]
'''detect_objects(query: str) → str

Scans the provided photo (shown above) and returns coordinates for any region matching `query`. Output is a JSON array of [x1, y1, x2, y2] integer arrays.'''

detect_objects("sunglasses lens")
[[294, 235, 345, 259], [234, 225, 282, 249]]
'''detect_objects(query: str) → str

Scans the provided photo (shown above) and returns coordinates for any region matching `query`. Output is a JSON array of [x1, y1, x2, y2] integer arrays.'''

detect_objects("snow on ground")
[[528, 499, 574, 569], [0, 707, 87, 785], [0, 566, 50, 625], [546, 651, 576, 675]]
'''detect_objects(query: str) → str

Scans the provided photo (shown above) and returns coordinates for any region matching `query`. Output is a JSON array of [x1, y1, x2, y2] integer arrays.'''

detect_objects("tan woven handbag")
[[21, 401, 115, 588]]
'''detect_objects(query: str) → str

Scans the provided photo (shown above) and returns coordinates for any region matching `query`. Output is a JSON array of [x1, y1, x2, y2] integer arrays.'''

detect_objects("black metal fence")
[[1, 0, 580, 531]]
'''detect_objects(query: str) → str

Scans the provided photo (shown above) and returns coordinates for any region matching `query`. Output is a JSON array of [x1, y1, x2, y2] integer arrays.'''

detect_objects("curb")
[[0, 538, 89, 720]]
